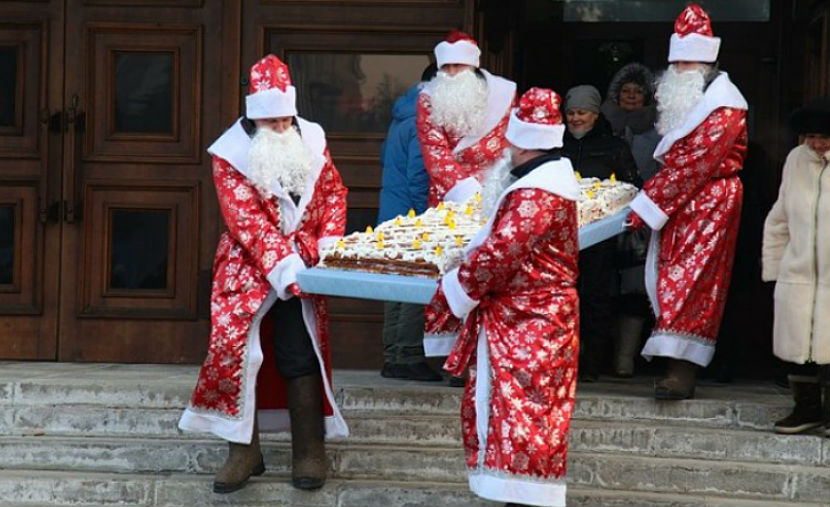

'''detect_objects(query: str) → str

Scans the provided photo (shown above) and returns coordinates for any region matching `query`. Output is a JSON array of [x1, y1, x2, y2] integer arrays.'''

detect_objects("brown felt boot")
[[213, 416, 265, 493], [287, 373, 328, 490], [654, 358, 697, 400], [774, 377, 822, 434]]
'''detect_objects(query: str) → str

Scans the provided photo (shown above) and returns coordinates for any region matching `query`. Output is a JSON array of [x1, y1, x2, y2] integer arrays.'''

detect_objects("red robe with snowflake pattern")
[[630, 92, 747, 367], [179, 118, 349, 443], [428, 160, 580, 506], [417, 70, 516, 351]]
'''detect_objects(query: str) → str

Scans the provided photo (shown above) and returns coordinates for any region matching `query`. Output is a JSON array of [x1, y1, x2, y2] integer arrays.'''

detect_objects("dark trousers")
[[382, 302, 426, 364], [272, 297, 318, 379], [578, 239, 617, 377]]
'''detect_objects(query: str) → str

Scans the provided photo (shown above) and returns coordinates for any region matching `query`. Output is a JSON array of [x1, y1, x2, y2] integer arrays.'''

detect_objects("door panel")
[[0, 3, 62, 360], [56, 0, 226, 362]]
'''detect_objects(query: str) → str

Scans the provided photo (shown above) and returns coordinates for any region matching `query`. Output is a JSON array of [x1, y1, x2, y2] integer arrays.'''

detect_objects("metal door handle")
[[64, 94, 85, 223]]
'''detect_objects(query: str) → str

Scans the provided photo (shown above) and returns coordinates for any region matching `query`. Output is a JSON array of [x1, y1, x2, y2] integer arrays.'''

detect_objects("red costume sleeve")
[[636, 107, 746, 225], [212, 156, 295, 275], [315, 150, 348, 241]]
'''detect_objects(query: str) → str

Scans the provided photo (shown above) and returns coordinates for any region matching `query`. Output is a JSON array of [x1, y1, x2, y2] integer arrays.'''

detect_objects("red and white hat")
[[505, 87, 565, 150], [668, 3, 720, 63], [434, 30, 481, 69], [245, 54, 297, 119]]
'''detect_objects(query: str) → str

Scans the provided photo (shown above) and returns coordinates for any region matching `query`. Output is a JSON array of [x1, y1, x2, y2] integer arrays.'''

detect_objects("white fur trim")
[[246, 86, 298, 119], [443, 267, 479, 319], [423, 332, 458, 357], [452, 70, 516, 155], [630, 192, 669, 230], [466, 159, 579, 255], [641, 331, 716, 367], [645, 229, 661, 316], [266, 253, 306, 301], [435, 40, 481, 68], [506, 109, 565, 150], [668, 33, 721, 63], [653, 73, 747, 162], [469, 471, 567, 507], [207, 118, 250, 173], [444, 177, 482, 203]]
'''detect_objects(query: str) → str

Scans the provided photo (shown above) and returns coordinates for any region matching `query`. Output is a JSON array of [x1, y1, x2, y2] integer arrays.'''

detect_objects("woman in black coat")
[[562, 85, 641, 381]]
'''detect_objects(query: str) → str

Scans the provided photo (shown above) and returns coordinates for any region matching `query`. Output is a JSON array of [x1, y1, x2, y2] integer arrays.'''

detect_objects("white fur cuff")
[[630, 192, 669, 231], [443, 267, 479, 319], [246, 86, 298, 119], [266, 252, 306, 300]]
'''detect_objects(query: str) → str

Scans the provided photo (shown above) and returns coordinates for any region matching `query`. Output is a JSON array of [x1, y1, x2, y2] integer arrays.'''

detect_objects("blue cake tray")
[[297, 206, 630, 304]]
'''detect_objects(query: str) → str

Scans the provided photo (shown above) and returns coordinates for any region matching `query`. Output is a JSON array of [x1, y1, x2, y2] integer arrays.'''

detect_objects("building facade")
[[1, 0, 828, 370]]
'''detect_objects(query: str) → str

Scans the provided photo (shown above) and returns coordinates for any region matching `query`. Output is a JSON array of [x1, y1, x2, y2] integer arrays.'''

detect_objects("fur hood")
[[606, 63, 656, 106]]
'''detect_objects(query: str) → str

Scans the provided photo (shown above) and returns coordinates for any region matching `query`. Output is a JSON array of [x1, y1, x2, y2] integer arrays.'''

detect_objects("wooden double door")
[[1, 0, 473, 366], [1, 0, 228, 362]]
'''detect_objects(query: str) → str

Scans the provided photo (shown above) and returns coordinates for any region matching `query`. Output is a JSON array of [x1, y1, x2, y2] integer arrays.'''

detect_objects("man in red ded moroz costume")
[[417, 29, 517, 360], [627, 3, 748, 400], [178, 55, 349, 493], [426, 87, 580, 507]]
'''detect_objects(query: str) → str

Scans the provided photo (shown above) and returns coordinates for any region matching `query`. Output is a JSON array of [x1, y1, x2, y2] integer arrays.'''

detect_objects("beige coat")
[[762, 144, 830, 364]]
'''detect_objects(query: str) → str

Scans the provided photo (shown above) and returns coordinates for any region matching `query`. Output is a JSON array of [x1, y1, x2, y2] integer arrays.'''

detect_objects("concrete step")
[[0, 469, 826, 507], [1, 373, 795, 434], [0, 436, 827, 503], [2, 418, 827, 471]]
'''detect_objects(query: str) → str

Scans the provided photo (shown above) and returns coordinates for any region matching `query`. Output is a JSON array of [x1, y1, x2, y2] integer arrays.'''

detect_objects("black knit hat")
[[790, 96, 830, 135]]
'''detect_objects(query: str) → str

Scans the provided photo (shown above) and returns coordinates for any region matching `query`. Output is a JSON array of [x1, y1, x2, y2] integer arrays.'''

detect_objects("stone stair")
[[0, 362, 827, 507]]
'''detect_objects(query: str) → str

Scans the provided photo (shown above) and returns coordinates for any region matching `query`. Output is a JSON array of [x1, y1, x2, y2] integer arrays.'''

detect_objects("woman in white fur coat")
[[762, 96, 829, 437]]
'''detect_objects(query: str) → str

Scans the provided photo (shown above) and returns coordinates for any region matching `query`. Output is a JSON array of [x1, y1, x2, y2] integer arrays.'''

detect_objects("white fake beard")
[[247, 126, 313, 198], [479, 150, 515, 217], [654, 65, 707, 135], [428, 69, 488, 137]]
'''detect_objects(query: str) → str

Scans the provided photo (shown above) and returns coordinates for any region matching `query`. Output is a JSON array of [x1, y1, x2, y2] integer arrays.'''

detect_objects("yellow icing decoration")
[[437, 202, 445, 210], [455, 235, 463, 246], [376, 240, 384, 249], [413, 238, 422, 249], [415, 218, 423, 228], [394, 217, 402, 226], [575, 171, 582, 180], [422, 231, 430, 241], [593, 181, 601, 190], [474, 192, 482, 203], [407, 208, 416, 218], [447, 219, 456, 230], [434, 245, 443, 256], [336, 239, 345, 249], [465, 204, 473, 215], [587, 189, 595, 199], [610, 173, 617, 182], [365, 225, 373, 234]]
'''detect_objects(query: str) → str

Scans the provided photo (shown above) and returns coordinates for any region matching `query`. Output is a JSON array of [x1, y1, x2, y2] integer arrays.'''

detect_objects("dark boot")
[[614, 315, 644, 377], [213, 416, 265, 494], [287, 373, 328, 490], [654, 359, 697, 400], [774, 377, 822, 434]]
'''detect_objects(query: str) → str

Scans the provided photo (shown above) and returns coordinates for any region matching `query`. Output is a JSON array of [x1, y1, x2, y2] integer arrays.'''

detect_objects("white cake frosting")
[[320, 177, 636, 278]]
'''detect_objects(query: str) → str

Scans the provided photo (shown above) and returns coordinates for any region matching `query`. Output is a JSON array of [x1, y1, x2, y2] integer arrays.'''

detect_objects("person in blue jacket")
[[377, 63, 442, 381]]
